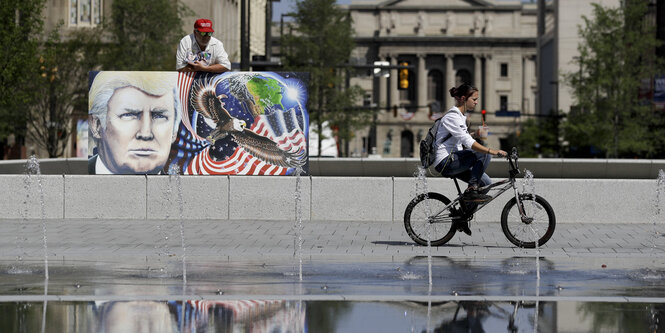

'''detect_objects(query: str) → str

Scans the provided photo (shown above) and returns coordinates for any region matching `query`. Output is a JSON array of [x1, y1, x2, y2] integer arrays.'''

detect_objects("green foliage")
[[0, 0, 46, 139], [563, 0, 665, 158], [26, 23, 102, 157], [102, 0, 190, 70], [577, 302, 662, 333], [281, 0, 369, 156], [517, 116, 561, 157]]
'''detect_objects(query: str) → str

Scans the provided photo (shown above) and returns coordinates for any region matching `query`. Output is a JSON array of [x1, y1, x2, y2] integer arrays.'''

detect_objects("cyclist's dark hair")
[[449, 83, 478, 102]]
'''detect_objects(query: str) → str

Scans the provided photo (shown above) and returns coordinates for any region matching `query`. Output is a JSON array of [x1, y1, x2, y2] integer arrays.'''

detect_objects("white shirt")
[[433, 106, 476, 166], [176, 34, 231, 71], [95, 155, 113, 174]]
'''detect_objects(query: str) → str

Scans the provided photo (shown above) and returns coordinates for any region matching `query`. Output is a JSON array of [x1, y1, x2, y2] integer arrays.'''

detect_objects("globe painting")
[[172, 72, 309, 175]]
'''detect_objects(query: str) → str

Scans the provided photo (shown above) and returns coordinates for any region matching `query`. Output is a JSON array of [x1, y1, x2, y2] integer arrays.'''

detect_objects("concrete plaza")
[[1, 218, 662, 263]]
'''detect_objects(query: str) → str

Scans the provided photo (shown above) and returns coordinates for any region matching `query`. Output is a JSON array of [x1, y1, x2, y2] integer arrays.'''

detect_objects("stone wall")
[[0, 174, 661, 224]]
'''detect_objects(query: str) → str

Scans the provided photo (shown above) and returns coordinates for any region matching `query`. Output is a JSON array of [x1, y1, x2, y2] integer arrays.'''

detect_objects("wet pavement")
[[1, 218, 664, 332], [0, 218, 663, 299]]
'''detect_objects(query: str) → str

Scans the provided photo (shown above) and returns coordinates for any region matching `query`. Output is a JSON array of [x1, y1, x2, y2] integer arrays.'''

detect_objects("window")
[[400, 130, 414, 157], [500, 63, 508, 77], [500, 95, 508, 110], [363, 93, 372, 106], [70, 0, 102, 27], [427, 70, 443, 102], [455, 69, 472, 87]]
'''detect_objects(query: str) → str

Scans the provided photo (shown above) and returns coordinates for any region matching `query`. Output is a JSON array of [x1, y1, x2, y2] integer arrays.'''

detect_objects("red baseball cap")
[[194, 19, 214, 33]]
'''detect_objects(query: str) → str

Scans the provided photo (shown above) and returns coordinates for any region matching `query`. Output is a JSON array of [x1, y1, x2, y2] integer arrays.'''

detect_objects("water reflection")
[[577, 302, 665, 333], [3, 299, 664, 332], [0, 300, 305, 333]]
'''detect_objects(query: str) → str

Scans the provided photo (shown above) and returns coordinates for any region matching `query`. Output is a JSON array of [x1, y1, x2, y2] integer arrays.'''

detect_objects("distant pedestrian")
[[176, 18, 231, 73]]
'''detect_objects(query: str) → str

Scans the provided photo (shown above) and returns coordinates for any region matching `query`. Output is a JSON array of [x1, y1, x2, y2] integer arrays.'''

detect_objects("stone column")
[[474, 54, 483, 94], [483, 53, 494, 113], [389, 55, 399, 107], [417, 53, 427, 112], [525, 54, 536, 115], [445, 54, 455, 91], [522, 54, 528, 114]]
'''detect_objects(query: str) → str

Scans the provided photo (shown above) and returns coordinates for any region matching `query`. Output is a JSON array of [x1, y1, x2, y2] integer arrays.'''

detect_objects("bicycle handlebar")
[[507, 147, 520, 176]]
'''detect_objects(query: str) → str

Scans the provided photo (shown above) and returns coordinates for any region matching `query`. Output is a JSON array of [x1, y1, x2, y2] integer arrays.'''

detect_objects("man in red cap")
[[176, 18, 231, 73]]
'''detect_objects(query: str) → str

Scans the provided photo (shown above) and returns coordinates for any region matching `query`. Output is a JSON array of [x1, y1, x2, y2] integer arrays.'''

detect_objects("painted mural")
[[88, 71, 309, 175]]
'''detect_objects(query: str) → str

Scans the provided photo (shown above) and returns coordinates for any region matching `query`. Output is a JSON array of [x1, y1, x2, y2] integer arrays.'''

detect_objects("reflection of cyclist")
[[436, 301, 487, 333], [430, 83, 506, 235]]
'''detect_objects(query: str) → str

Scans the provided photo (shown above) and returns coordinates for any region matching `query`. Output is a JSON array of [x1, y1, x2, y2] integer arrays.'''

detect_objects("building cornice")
[[349, 5, 530, 12], [354, 35, 537, 47]]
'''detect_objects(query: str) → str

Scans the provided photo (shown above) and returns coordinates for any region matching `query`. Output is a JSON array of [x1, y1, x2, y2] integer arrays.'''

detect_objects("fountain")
[[1, 157, 665, 332], [522, 169, 540, 333], [294, 166, 305, 282], [23, 156, 50, 333], [155, 188, 173, 276], [653, 169, 665, 252], [414, 165, 433, 333], [168, 164, 187, 332], [8, 164, 35, 275]]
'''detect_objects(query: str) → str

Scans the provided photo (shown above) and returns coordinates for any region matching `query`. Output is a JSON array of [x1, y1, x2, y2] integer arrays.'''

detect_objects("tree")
[[102, 0, 191, 71], [0, 0, 46, 140], [281, 0, 369, 157], [26, 24, 103, 157], [563, 0, 665, 158], [517, 116, 561, 157]]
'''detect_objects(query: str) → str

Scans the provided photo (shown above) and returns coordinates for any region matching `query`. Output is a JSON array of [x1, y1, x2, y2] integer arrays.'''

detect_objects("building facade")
[[537, 0, 620, 117], [346, 0, 538, 158]]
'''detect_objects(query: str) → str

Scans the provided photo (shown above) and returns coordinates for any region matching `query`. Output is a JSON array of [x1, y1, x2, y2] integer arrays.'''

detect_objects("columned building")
[[346, 0, 538, 158]]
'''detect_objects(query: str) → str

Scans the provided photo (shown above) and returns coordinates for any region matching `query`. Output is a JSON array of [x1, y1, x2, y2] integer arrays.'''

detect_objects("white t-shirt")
[[95, 155, 113, 174], [433, 106, 476, 167], [176, 34, 231, 71]]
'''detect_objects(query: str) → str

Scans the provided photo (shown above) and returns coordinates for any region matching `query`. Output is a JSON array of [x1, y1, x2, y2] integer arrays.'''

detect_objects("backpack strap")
[[438, 109, 459, 144]]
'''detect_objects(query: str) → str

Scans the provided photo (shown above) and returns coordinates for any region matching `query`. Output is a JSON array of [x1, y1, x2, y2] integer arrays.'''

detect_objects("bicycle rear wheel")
[[500, 194, 556, 248], [404, 192, 456, 246]]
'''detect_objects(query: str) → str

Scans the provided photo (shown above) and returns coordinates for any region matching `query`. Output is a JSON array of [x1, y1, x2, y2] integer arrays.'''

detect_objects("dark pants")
[[434, 150, 492, 215]]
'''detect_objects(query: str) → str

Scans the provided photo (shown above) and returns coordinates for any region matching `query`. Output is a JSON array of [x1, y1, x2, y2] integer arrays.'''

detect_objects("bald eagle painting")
[[186, 76, 307, 174]]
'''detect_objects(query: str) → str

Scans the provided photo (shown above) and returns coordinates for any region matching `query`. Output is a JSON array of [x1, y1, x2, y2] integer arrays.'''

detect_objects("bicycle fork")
[[511, 181, 534, 224]]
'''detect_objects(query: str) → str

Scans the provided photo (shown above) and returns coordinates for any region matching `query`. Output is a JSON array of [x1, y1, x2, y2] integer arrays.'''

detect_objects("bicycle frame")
[[429, 149, 528, 223]]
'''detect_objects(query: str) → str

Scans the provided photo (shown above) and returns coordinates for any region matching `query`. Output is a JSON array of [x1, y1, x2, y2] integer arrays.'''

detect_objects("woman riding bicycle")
[[430, 83, 507, 205]]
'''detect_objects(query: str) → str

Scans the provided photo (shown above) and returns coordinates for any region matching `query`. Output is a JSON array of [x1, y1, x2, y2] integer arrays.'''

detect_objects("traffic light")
[[398, 61, 409, 90], [481, 109, 487, 125]]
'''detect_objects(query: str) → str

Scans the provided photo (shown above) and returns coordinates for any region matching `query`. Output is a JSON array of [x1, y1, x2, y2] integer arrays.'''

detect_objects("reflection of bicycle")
[[404, 148, 556, 248]]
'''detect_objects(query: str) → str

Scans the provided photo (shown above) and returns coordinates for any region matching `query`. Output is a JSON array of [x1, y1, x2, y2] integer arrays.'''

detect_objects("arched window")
[[427, 70, 444, 103], [400, 130, 414, 157], [455, 69, 472, 87]]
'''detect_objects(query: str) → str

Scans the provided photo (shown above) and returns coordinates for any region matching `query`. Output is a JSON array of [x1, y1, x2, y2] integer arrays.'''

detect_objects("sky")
[[271, 0, 534, 22], [272, 0, 351, 21], [272, 0, 351, 22]]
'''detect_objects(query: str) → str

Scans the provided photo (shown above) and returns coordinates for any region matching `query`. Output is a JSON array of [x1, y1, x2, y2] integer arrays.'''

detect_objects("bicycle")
[[403, 147, 556, 248]]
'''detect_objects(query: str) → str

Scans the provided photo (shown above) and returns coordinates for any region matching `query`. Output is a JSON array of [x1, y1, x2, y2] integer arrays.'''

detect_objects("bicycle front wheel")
[[404, 192, 456, 246], [501, 194, 556, 248]]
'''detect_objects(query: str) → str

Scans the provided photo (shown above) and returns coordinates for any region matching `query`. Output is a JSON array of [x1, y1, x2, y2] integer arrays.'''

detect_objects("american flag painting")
[[173, 71, 309, 175], [168, 299, 305, 332]]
